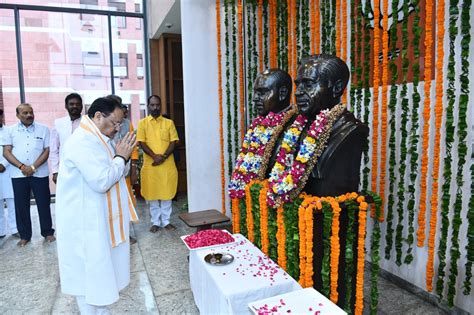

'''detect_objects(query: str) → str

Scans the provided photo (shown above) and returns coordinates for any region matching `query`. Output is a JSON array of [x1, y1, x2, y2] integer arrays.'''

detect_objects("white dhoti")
[[56, 116, 138, 307]]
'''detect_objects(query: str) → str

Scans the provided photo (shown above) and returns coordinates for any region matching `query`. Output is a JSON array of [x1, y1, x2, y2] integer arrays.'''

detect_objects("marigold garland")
[[370, 0, 381, 196], [377, 0, 389, 221], [341, 0, 347, 103], [215, 0, 226, 215], [245, 181, 255, 242], [276, 206, 287, 270], [232, 197, 240, 233], [305, 201, 315, 287], [259, 181, 270, 255], [329, 198, 341, 303], [425, 0, 445, 291], [269, 0, 277, 68], [335, 0, 340, 56], [417, 0, 434, 247], [355, 196, 368, 315], [298, 199, 308, 286]]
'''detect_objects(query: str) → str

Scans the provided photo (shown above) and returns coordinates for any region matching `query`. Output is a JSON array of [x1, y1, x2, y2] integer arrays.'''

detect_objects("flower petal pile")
[[183, 229, 235, 249]]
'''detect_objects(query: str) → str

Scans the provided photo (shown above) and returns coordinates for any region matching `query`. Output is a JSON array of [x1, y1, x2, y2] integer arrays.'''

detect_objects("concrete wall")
[[147, 0, 175, 38]]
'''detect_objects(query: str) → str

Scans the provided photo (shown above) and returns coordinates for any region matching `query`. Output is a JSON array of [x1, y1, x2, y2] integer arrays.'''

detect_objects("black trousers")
[[12, 176, 54, 241]]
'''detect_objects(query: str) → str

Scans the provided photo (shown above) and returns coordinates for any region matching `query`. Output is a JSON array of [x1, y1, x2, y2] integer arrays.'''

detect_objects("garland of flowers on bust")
[[267, 104, 347, 207], [229, 108, 296, 199]]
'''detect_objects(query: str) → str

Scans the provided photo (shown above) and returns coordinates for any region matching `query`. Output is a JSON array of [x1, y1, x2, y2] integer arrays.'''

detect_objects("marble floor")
[[0, 195, 454, 314]]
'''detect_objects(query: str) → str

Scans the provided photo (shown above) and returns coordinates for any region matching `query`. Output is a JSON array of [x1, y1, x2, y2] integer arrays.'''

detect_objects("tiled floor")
[[0, 196, 455, 314]]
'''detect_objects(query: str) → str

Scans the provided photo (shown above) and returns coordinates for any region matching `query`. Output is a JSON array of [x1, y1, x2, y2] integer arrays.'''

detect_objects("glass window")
[[0, 9, 21, 126], [0, 0, 143, 13], [111, 15, 146, 124], [20, 10, 112, 128]]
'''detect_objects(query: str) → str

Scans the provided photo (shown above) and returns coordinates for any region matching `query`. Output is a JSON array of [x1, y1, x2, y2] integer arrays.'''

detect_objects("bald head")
[[253, 69, 292, 116], [16, 103, 35, 127]]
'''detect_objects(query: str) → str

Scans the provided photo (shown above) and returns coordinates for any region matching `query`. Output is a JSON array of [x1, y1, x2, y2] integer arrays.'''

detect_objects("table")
[[179, 209, 230, 231], [248, 287, 347, 314], [189, 234, 302, 315]]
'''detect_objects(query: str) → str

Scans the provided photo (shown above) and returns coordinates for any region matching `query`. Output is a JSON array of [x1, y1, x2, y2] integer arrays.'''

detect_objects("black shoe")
[[0, 235, 5, 239], [12, 232, 20, 238]]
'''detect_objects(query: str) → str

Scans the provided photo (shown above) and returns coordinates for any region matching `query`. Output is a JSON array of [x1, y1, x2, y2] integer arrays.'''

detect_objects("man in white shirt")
[[0, 109, 18, 238], [50, 93, 83, 184], [56, 97, 137, 314], [2, 104, 55, 247]]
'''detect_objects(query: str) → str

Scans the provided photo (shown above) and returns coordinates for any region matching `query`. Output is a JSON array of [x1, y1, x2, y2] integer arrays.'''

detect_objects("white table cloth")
[[248, 287, 347, 314], [189, 234, 302, 315]]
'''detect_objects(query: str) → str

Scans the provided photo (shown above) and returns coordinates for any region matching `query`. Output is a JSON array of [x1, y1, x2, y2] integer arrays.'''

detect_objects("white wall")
[[181, 0, 224, 214], [147, 0, 175, 38]]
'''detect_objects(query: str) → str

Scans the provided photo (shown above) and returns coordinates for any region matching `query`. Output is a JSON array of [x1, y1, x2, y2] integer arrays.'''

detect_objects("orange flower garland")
[[237, 1, 245, 140], [355, 196, 368, 315], [417, 0, 434, 247], [329, 198, 341, 303], [287, 0, 293, 79], [310, 0, 316, 54], [315, 0, 320, 54], [269, 0, 277, 68], [245, 181, 255, 242], [232, 197, 241, 233], [258, 0, 264, 72], [341, 0, 348, 103], [377, 0, 390, 220], [298, 200, 308, 286], [305, 201, 315, 287], [259, 181, 270, 255], [335, 0, 341, 57], [426, 0, 445, 291], [277, 206, 287, 270], [370, 0, 381, 195], [215, 0, 226, 215]]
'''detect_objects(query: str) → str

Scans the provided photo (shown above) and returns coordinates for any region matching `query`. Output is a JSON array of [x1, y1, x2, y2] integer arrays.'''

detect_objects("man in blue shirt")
[[2, 104, 55, 247]]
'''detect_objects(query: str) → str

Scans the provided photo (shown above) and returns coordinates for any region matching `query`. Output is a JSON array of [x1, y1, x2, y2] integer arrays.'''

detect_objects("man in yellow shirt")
[[137, 95, 179, 232]]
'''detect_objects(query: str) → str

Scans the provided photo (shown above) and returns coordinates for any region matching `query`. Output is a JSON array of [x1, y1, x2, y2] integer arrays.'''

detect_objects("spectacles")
[[101, 113, 122, 128]]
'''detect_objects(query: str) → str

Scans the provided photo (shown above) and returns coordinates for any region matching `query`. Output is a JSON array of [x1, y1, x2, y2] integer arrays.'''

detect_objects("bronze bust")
[[253, 68, 292, 116], [294, 54, 369, 196], [294, 54, 369, 308]]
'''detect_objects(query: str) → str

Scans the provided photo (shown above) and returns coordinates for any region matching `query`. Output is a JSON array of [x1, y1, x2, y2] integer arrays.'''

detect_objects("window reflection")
[[0, 9, 21, 125]]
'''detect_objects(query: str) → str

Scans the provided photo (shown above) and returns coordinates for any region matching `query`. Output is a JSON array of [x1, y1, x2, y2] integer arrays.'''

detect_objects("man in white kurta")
[[55, 97, 137, 313], [49, 93, 83, 184], [0, 110, 17, 238]]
